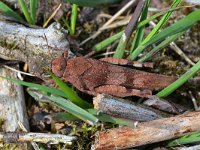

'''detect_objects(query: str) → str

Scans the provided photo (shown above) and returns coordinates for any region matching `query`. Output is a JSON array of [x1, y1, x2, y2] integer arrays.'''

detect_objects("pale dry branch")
[[92, 111, 200, 150], [93, 94, 166, 122], [0, 20, 73, 78], [0, 132, 76, 145]]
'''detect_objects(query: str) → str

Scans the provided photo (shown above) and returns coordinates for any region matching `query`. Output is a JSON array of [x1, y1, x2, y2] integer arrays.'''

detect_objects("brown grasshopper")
[[52, 53, 176, 98]]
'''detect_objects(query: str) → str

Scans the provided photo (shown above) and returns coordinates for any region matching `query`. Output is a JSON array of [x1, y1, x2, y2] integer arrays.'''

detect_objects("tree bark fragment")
[[92, 111, 200, 150], [0, 20, 72, 79], [93, 94, 169, 122]]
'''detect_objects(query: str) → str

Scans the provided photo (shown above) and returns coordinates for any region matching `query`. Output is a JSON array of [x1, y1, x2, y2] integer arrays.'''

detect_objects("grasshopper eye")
[[51, 56, 67, 77]]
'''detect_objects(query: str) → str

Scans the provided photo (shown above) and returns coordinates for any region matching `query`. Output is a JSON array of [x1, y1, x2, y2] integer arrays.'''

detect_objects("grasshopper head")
[[51, 55, 67, 77]]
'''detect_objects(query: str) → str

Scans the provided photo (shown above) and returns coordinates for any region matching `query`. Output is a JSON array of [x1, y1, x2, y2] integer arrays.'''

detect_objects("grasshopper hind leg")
[[94, 85, 152, 98]]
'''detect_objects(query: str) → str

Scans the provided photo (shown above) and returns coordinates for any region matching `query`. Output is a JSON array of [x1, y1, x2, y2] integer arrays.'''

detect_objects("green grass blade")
[[52, 112, 79, 121], [87, 109, 136, 128], [0, 76, 66, 97], [0, 1, 24, 22], [61, 17, 73, 35], [70, 4, 78, 35], [138, 7, 181, 28], [30, 0, 38, 24], [113, 0, 145, 58], [131, 0, 150, 52], [156, 60, 200, 97], [167, 132, 200, 147], [94, 31, 124, 52], [50, 72, 92, 108], [128, 9, 200, 60], [92, 7, 181, 53], [142, 0, 182, 44], [113, 33, 127, 58], [18, 0, 33, 24], [138, 31, 184, 62], [28, 90, 98, 125], [52, 110, 137, 128]]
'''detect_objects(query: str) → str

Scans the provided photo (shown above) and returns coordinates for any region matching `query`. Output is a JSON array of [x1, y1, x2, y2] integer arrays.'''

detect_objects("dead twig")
[[93, 94, 166, 122], [0, 21, 71, 78], [43, 4, 62, 28], [3, 65, 35, 77], [170, 42, 195, 66], [92, 111, 200, 150], [189, 91, 199, 111], [1, 132, 76, 145]]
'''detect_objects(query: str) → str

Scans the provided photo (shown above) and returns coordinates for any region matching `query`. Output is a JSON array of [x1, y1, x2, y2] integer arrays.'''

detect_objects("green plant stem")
[[92, 7, 182, 53], [94, 31, 124, 51], [129, 0, 182, 60], [113, 0, 145, 58], [29, 91, 98, 125], [0, 2, 25, 22], [131, 0, 150, 52], [61, 17, 73, 35], [167, 132, 200, 147], [30, 0, 38, 24], [128, 9, 200, 60], [143, 0, 182, 43], [138, 31, 184, 62], [18, 0, 33, 24], [70, 4, 78, 35], [50, 73, 92, 108], [156, 60, 200, 97]]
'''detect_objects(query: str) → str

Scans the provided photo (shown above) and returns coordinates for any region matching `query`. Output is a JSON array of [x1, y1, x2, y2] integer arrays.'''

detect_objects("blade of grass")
[[18, 0, 33, 24], [52, 110, 137, 128], [0, 1, 24, 22], [128, 9, 200, 60], [130, 0, 183, 60], [61, 16, 73, 35], [138, 7, 182, 29], [0, 76, 67, 97], [113, 0, 145, 58], [28, 89, 134, 127], [28, 90, 98, 125], [167, 132, 200, 147], [30, 0, 38, 24], [0, 75, 91, 108], [87, 109, 136, 128], [143, 0, 182, 44], [92, 7, 182, 53], [28, 87, 136, 127], [156, 60, 200, 97], [138, 31, 184, 62], [131, 0, 150, 52], [94, 31, 124, 52], [50, 72, 92, 108], [70, 4, 78, 35]]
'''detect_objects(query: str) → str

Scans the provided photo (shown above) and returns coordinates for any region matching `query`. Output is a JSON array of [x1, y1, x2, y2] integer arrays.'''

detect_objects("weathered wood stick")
[[0, 20, 73, 78], [143, 96, 184, 114], [0, 132, 76, 145], [92, 111, 200, 150], [93, 94, 170, 122], [0, 66, 29, 149], [0, 67, 29, 132]]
